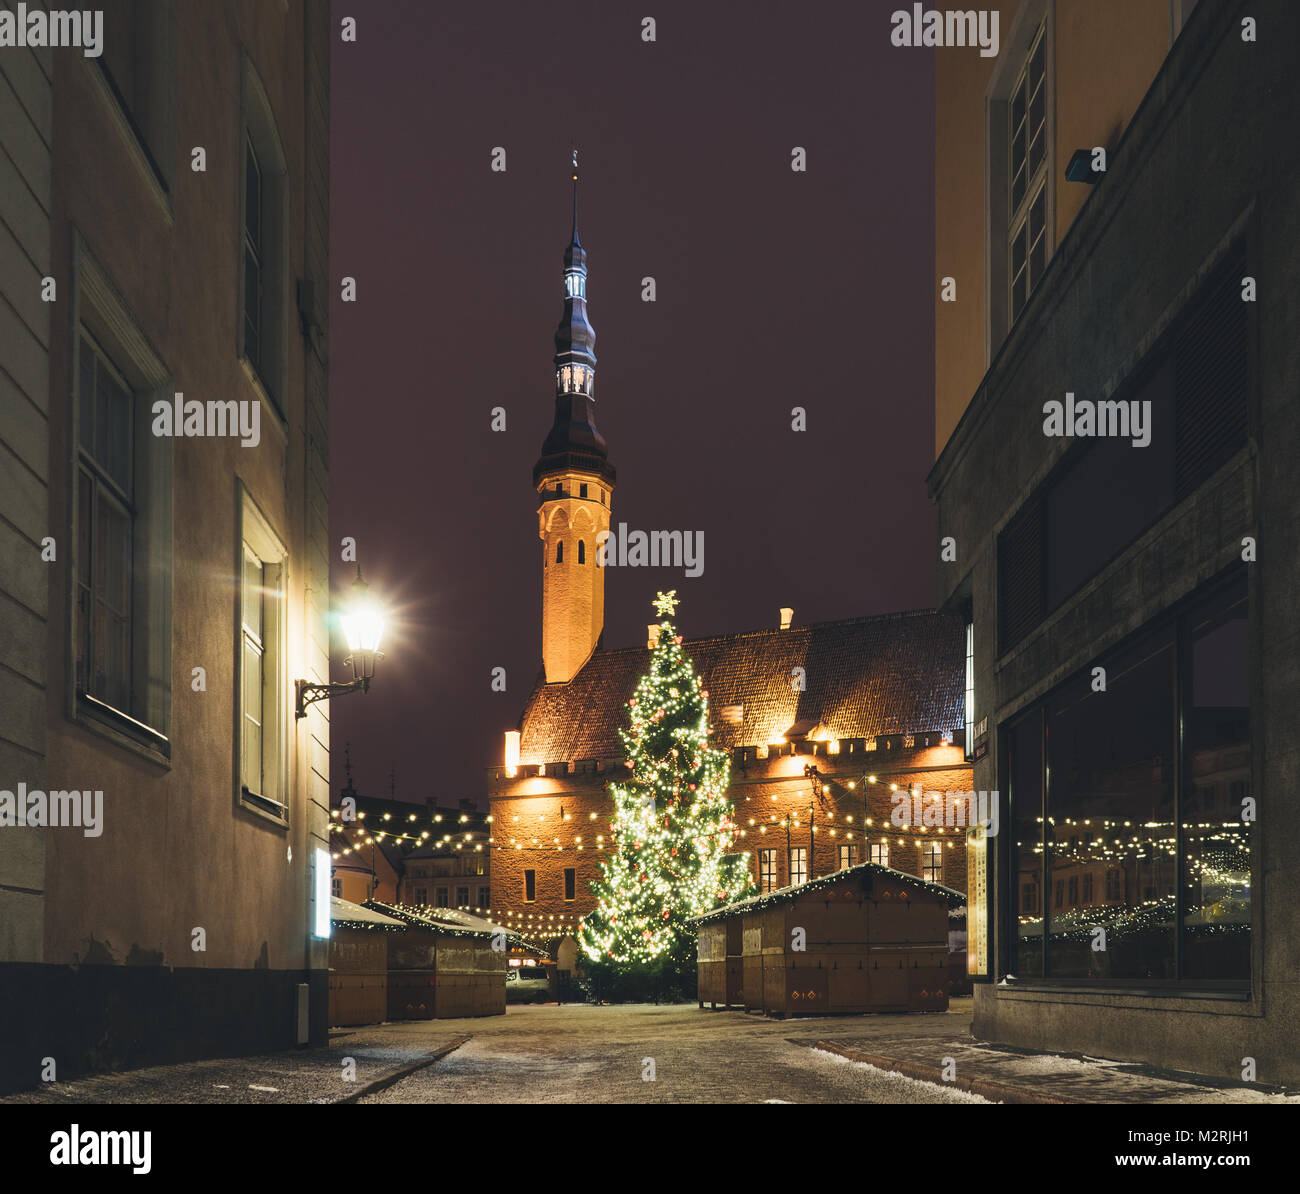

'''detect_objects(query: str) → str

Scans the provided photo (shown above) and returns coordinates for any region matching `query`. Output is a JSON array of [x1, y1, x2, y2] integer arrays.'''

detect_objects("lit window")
[[788, 848, 808, 887], [759, 849, 777, 893], [238, 488, 287, 820], [838, 844, 857, 870], [870, 842, 889, 869], [922, 842, 943, 884], [964, 618, 975, 758]]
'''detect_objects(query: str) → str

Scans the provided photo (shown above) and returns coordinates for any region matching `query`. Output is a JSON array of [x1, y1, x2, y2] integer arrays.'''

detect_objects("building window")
[[414, 888, 428, 906], [436, 887, 449, 907], [759, 849, 777, 893], [1081, 873, 1094, 905], [564, 868, 576, 901], [239, 55, 288, 412], [237, 489, 287, 821], [964, 618, 975, 758], [788, 848, 808, 888], [579, 483, 588, 498], [870, 842, 889, 868], [998, 246, 1248, 653], [468, 854, 486, 876], [1009, 24, 1048, 322], [331, 877, 342, 898], [457, 886, 469, 907], [95, 1, 176, 194], [71, 248, 173, 754], [524, 870, 536, 902], [838, 844, 857, 870], [1007, 569, 1249, 985], [76, 335, 134, 714], [556, 541, 563, 564], [1021, 883, 1036, 914], [922, 842, 943, 884], [577, 540, 585, 564], [478, 886, 490, 908]]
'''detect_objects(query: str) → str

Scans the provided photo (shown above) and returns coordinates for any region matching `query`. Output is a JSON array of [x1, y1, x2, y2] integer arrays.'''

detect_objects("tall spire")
[[570, 144, 579, 243], [534, 149, 615, 486]]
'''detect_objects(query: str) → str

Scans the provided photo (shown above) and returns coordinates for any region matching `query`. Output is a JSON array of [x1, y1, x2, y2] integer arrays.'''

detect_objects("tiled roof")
[[516, 608, 964, 764]]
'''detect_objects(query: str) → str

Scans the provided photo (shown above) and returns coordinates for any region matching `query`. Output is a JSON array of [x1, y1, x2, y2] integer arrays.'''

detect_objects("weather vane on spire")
[[571, 145, 579, 180]]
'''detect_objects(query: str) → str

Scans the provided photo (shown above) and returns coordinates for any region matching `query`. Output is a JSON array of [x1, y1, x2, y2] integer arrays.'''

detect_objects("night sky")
[[328, 1, 935, 805]]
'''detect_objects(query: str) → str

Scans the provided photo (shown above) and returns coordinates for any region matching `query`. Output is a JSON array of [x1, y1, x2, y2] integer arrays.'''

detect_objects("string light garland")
[[579, 592, 754, 967]]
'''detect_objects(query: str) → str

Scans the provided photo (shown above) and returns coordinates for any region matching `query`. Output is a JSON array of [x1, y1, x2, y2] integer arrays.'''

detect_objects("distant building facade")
[[930, 0, 1298, 1082], [0, 2, 333, 1092], [488, 181, 973, 949]]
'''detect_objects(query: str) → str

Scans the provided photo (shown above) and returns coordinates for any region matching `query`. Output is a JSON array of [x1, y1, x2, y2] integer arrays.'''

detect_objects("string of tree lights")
[[579, 592, 752, 970]]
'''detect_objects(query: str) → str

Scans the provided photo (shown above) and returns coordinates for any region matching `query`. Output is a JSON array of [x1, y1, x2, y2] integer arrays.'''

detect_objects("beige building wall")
[[935, 0, 1183, 456], [0, 9, 53, 967], [538, 474, 610, 684]]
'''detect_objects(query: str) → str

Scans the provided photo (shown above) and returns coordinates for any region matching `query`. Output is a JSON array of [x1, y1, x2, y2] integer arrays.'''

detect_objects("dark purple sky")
[[328, 0, 935, 806]]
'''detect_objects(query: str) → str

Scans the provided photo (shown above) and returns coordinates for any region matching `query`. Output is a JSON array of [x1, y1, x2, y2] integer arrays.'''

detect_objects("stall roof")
[[330, 896, 407, 931], [689, 862, 966, 927], [363, 900, 519, 943]]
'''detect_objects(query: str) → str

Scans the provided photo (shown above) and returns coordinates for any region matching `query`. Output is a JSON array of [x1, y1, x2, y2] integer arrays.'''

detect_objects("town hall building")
[[486, 167, 974, 951]]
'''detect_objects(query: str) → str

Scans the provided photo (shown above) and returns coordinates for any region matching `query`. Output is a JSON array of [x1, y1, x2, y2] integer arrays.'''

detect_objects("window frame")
[[788, 847, 808, 888], [235, 482, 289, 825], [758, 848, 777, 893], [984, 0, 1054, 355], [922, 841, 944, 884], [68, 237, 173, 762], [237, 51, 290, 428]]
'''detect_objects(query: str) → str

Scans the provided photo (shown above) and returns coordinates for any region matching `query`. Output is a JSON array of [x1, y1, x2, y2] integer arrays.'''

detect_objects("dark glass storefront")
[[1004, 568, 1250, 986]]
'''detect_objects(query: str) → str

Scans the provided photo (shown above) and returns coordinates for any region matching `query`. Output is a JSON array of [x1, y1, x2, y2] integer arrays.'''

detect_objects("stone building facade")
[[0, 1, 333, 1092], [490, 180, 973, 946], [930, 0, 1299, 1082]]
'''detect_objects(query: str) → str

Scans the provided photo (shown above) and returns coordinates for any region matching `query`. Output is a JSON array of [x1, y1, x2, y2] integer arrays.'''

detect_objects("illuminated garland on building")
[[579, 593, 754, 965]]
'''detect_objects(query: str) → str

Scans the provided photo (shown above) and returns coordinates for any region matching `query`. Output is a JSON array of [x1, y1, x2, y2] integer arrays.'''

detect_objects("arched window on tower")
[[578, 540, 585, 564], [556, 540, 564, 564]]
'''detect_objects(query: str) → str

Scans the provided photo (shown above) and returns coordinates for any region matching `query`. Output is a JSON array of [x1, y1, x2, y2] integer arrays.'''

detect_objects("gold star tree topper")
[[652, 590, 679, 618]]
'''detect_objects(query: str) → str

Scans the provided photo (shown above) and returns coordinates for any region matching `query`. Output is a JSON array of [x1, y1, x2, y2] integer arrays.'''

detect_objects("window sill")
[[239, 786, 290, 828], [75, 691, 171, 766], [993, 979, 1255, 1007]]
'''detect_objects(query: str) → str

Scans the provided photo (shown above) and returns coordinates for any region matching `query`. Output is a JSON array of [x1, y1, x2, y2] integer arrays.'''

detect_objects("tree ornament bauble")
[[661, 909, 671, 919], [674, 636, 683, 645], [671, 848, 678, 857]]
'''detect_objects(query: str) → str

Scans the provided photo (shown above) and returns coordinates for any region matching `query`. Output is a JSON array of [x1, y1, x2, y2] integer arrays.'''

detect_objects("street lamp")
[[295, 566, 385, 718]]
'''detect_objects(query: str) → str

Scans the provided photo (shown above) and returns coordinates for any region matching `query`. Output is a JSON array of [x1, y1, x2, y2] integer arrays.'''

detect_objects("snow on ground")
[[809, 1046, 996, 1103]]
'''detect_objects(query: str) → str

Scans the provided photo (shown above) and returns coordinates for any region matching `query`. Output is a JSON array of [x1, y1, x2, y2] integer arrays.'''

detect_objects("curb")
[[328, 1035, 471, 1104], [812, 1040, 1085, 1104]]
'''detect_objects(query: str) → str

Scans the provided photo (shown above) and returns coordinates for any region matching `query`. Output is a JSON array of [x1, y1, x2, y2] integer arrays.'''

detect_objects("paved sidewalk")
[[1, 1025, 469, 1105], [807, 1034, 1299, 1104]]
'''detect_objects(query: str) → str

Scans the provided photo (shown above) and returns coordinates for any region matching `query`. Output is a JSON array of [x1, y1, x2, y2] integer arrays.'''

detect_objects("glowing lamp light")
[[504, 731, 521, 777], [295, 566, 387, 718]]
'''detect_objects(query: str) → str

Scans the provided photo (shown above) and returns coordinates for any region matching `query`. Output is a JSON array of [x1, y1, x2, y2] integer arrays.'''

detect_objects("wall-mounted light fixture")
[[296, 566, 385, 718]]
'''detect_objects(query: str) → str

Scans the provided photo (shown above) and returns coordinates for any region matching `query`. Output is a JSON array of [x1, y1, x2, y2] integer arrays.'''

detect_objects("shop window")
[[1007, 569, 1250, 986]]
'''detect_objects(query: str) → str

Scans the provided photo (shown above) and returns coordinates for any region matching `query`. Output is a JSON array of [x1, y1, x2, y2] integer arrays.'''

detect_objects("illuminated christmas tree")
[[579, 591, 752, 984]]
